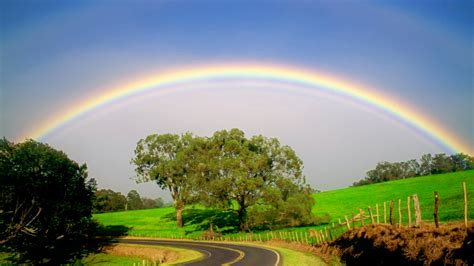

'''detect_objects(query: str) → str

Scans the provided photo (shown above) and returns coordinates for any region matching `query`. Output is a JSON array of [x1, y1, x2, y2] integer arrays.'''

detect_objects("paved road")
[[118, 238, 281, 266]]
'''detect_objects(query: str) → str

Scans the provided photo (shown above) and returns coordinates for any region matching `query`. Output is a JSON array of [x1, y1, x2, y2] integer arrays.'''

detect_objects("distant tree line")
[[93, 189, 167, 213], [353, 153, 474, 186], [131, 128, 317, 231]]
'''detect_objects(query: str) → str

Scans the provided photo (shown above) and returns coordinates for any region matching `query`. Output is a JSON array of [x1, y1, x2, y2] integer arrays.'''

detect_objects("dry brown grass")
[[103, 244, 180, 264], [252, 222, 474, 265], [325, 222, 474, 265]]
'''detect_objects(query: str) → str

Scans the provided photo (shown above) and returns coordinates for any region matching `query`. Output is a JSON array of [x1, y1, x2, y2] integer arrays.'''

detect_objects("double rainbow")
[[21, 63, 471, 154]]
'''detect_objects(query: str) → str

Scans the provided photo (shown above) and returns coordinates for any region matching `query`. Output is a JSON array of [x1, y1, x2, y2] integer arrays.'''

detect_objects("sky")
[[1, 0, 472, 201]]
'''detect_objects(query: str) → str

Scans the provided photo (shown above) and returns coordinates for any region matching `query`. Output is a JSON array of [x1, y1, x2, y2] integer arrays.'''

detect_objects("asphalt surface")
[[118, 238, 281, 266]]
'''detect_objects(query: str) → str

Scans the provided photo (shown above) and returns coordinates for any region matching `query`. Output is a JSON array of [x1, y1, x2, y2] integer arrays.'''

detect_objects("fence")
[[134, 182, 470, 247]]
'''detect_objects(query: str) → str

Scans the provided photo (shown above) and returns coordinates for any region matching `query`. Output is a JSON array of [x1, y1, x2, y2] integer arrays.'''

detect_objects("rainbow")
[[20, 63, 471, 154]]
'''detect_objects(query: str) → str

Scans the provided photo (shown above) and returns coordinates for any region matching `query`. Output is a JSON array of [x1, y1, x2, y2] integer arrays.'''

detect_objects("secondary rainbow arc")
[[21, 63, 471, 154]]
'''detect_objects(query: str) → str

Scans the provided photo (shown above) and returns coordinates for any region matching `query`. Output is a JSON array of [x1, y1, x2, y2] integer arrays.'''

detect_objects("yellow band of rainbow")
[[20, 63, 472, 154]]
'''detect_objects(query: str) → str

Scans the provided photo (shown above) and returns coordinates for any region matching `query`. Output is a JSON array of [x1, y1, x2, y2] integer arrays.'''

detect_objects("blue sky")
[[1, 0, 472, 199]]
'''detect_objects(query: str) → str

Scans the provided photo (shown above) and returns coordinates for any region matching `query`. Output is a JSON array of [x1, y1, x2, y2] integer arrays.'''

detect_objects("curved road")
[[118, 238, 281, 266]]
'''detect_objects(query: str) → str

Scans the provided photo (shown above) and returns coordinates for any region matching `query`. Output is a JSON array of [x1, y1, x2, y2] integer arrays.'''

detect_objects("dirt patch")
[[324, 222, 474, 265], [103, 244, 179, 263]]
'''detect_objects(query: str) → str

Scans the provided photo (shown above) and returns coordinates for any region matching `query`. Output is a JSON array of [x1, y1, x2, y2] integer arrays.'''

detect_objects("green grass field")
[[95, 170, 474, 239], [6, 171, 471, 265], [312, 170, 474, 224]]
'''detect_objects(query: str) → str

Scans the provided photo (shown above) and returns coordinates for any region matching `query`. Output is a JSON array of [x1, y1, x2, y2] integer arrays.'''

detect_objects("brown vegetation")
[[103, 244, 179, 263], [324, 222, 473, 265], [258, 222, 474, 265]]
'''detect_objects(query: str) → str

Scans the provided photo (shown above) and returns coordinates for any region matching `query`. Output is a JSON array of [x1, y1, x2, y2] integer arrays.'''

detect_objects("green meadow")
[[94, 170, 474, 238], [312, 170, 474, 224]]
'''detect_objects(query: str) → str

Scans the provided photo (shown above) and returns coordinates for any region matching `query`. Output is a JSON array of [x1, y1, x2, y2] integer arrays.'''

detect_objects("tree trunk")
[[175, 201, 184, 228], [237, 206, 248, 231]]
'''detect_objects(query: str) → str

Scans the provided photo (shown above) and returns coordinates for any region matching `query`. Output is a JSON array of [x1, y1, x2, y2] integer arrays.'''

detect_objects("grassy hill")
[[94, 170, 474, 238], [312, 170, 474, 224]]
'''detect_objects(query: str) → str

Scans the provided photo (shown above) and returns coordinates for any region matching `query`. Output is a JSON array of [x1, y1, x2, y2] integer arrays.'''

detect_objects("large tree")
[[197, 129, 312, 231], [0, 138, 96, 264], [131, 133, 198, 227]]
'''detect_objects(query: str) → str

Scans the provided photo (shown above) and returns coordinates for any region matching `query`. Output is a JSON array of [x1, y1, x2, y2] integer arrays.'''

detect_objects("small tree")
[[142, 197, 157, 209], [126, 190, 143, 210], [420, 153, 433, 175], [450, 153, 474, 171], [155, 197, 164, 208], [432, 153, 452, 174]]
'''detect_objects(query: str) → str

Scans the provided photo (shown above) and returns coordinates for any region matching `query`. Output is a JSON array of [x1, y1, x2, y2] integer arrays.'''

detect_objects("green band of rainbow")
[[21, 63, 471, 154]]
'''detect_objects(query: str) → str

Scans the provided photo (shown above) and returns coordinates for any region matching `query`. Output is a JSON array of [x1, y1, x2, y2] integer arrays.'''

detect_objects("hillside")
[[312, 170, 474, 224], [94, 170, 474, 238]]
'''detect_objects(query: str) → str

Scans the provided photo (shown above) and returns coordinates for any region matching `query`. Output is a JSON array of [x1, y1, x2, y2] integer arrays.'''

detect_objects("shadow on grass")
[[164, 209, 239, 234], [96, 224, 131, 238], [0, 223, 132, 265], [75, 224, 132, 264]]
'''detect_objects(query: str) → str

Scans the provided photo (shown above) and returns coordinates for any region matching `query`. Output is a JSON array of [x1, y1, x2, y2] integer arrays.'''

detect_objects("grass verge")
[[81, 243, 202, 265], [239, 242, 328, 266]]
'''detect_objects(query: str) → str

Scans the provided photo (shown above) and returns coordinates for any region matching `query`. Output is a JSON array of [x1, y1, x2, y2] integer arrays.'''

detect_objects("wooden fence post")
[[413, 194, 422, 227], [390, 200, 395, 226], [407, 196, 412, 228], [360, 209, 365, 226], [368, 206, 375, 224], [463, 182, 468, 228], [398, 199, 402, 228], [384, 201, 387, 224], [376, 203, 380, 224], [434, 191, 439, 228], [344, 215, 351, 230]]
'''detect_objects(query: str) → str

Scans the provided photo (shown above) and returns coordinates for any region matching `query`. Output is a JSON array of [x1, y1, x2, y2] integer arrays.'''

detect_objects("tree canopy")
[[131, 133, 198, 227], [194, 129, 314, 230], [131, 129, 315, 231], [126, 190, 144, 210], [0, 138, 96, 264], [93, 189, 127, 213]]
